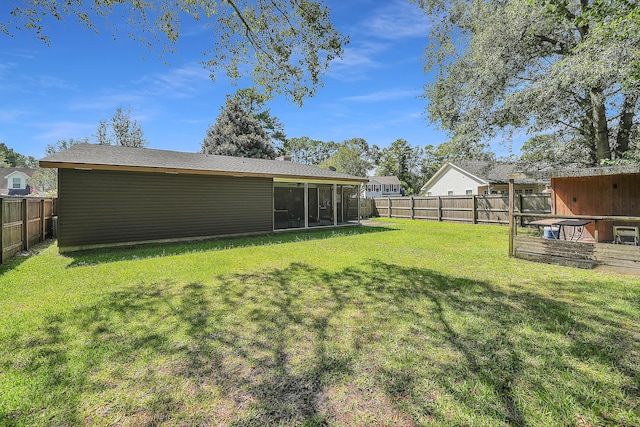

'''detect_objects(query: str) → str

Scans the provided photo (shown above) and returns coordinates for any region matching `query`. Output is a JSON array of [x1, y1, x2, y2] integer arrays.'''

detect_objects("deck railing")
[[509, 213, 640, 271], [512, 213, 640, 243]]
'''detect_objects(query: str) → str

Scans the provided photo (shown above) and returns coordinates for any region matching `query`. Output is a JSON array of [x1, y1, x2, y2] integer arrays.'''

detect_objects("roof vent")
[[329, 166, 337, 171]]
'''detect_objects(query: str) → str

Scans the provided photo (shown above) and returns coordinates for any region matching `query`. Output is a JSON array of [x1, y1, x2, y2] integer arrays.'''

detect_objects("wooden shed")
[[508, 165, 640, 273], [40, 144, 367, 252]]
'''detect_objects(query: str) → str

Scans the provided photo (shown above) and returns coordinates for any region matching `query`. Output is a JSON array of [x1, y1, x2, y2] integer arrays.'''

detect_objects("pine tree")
[[202, 100, 276, 159]]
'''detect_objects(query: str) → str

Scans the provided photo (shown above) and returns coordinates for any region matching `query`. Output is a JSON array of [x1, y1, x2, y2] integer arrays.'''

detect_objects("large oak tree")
[[2, 0, 347, 104], [415, 0, 640, 165]]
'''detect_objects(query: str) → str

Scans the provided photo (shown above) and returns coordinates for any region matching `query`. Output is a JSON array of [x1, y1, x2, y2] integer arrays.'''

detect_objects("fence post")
[[508, 179, 515, 257], [437, 197, 442, 221], [22, 198, 29, 251], [518, 194, 524, 227], [40, 199, 46, 242], [388, 197, 392, 218], [472, 195, 477, 224], [410, 196, 415, 220], [0, 198, 3, 264]]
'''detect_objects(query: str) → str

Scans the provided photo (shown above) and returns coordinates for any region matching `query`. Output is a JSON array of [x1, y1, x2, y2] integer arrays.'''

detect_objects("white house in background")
[[420, 161, 546, 196], [1, 168, 37, 196], [363, 176, 404, 198]]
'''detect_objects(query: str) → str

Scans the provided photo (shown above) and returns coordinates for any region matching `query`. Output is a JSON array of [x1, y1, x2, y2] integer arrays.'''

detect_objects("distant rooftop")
[[509, 164, 640, 180], [40, 144, 367, 183], [367, 176, 402, 185]]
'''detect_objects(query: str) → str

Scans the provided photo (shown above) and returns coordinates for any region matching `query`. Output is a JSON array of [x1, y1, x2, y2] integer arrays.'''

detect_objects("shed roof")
[[509, 164, 640, 181], [39, 143, 367, 183]]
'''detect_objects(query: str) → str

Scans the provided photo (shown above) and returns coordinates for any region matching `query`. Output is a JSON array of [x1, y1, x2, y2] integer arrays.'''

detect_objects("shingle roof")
[[451, 161, 519, 184], [367, 176, 402, 185], [39, 143, 367, 182]]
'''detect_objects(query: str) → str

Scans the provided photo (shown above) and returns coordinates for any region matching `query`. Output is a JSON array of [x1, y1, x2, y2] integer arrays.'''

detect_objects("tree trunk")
[[615, 92, 639, 158], [590, 87, 611, 162]]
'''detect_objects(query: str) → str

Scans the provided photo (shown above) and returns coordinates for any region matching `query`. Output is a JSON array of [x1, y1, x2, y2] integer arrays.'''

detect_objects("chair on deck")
[[613, 226, 639, 245]]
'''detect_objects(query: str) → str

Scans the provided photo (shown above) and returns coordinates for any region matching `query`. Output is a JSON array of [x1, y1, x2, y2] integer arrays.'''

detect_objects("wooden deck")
[[513, 235, 640, 272]]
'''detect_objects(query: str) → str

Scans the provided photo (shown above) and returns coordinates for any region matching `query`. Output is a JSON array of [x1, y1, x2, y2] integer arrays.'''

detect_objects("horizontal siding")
[[59, 169, 273, 248]]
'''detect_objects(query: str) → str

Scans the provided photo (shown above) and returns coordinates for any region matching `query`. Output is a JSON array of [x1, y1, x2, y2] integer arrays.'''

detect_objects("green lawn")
[[1, 219, 638, 426]]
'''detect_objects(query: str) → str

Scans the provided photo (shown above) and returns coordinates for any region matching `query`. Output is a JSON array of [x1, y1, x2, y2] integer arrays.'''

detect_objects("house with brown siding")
[[39, 144, 367, 252]]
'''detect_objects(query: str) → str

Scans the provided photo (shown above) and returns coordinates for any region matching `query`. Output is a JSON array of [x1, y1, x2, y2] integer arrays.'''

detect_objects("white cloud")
[[33, 121, 96, 142], [328, 41, 389, 81], [0, 108, 30, 123], [68, 63, 212, 115], [23, 75, 78, 91], [68, 94, 147, 112], [0, 49, 37, 60], [343, 88, 421, 102], [364, 0, 429, 40], [136, 63, 211, 96]]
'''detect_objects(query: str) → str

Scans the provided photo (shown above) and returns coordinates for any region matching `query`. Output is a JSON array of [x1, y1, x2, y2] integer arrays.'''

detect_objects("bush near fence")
[[1, 197, 56, 263], [370, 194, 551, 225]]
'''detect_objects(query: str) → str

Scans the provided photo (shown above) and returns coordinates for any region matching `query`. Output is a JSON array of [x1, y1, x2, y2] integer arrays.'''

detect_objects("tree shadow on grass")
[[1, 262, 638, 426], [0, 239, 56, 277], [65, 225, 395, 268]]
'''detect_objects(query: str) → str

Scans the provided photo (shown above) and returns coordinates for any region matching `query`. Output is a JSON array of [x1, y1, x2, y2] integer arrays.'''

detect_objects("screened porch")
[[273, 181, 360, 230]]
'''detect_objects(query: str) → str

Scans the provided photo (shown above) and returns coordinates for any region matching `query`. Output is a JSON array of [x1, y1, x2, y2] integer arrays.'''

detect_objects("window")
[[447, 190, 454, 196], [525, 189, 533, 195], [465, 189, 473, 195], [427, 191, 432, 196], [12, 177, 21, 189]]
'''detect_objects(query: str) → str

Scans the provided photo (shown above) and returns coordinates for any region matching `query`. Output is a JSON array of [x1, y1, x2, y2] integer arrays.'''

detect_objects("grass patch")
[[1, 219, 638, 426]]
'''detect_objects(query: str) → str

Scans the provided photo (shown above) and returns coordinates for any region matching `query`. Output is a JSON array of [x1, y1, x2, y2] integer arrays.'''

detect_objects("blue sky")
[[0, 0, 516, 160]]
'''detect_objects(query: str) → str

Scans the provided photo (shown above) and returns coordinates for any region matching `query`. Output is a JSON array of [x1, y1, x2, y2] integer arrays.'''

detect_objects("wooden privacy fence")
[[372, 194, 551, 225], [1, 197, 56, 264]]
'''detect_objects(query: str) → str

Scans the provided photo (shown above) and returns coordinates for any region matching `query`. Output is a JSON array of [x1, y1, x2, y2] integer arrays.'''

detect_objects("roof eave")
[[40, 161, 368, 183]]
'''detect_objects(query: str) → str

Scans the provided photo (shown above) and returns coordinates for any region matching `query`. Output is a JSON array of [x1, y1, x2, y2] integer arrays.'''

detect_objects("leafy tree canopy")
[[376, 138, 425, 195], [45, 138, 88, 156], [2, 0, 347, 104], [30, 138, 89, 193], [95, 106, 148, 148], [283, 136, 338, 165], [202, 99, 276, 159], [318, 138, 379, 177], [0, 143, 38, 167], [416, 0, 640, 165]]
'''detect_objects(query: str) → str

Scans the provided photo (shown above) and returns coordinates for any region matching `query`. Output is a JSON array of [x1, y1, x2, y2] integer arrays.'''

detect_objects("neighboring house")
[[1, 168, 37, 196], [39, 143, 367, 252], [420, 161, 546, 196], [363, 176, 403, 198]]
